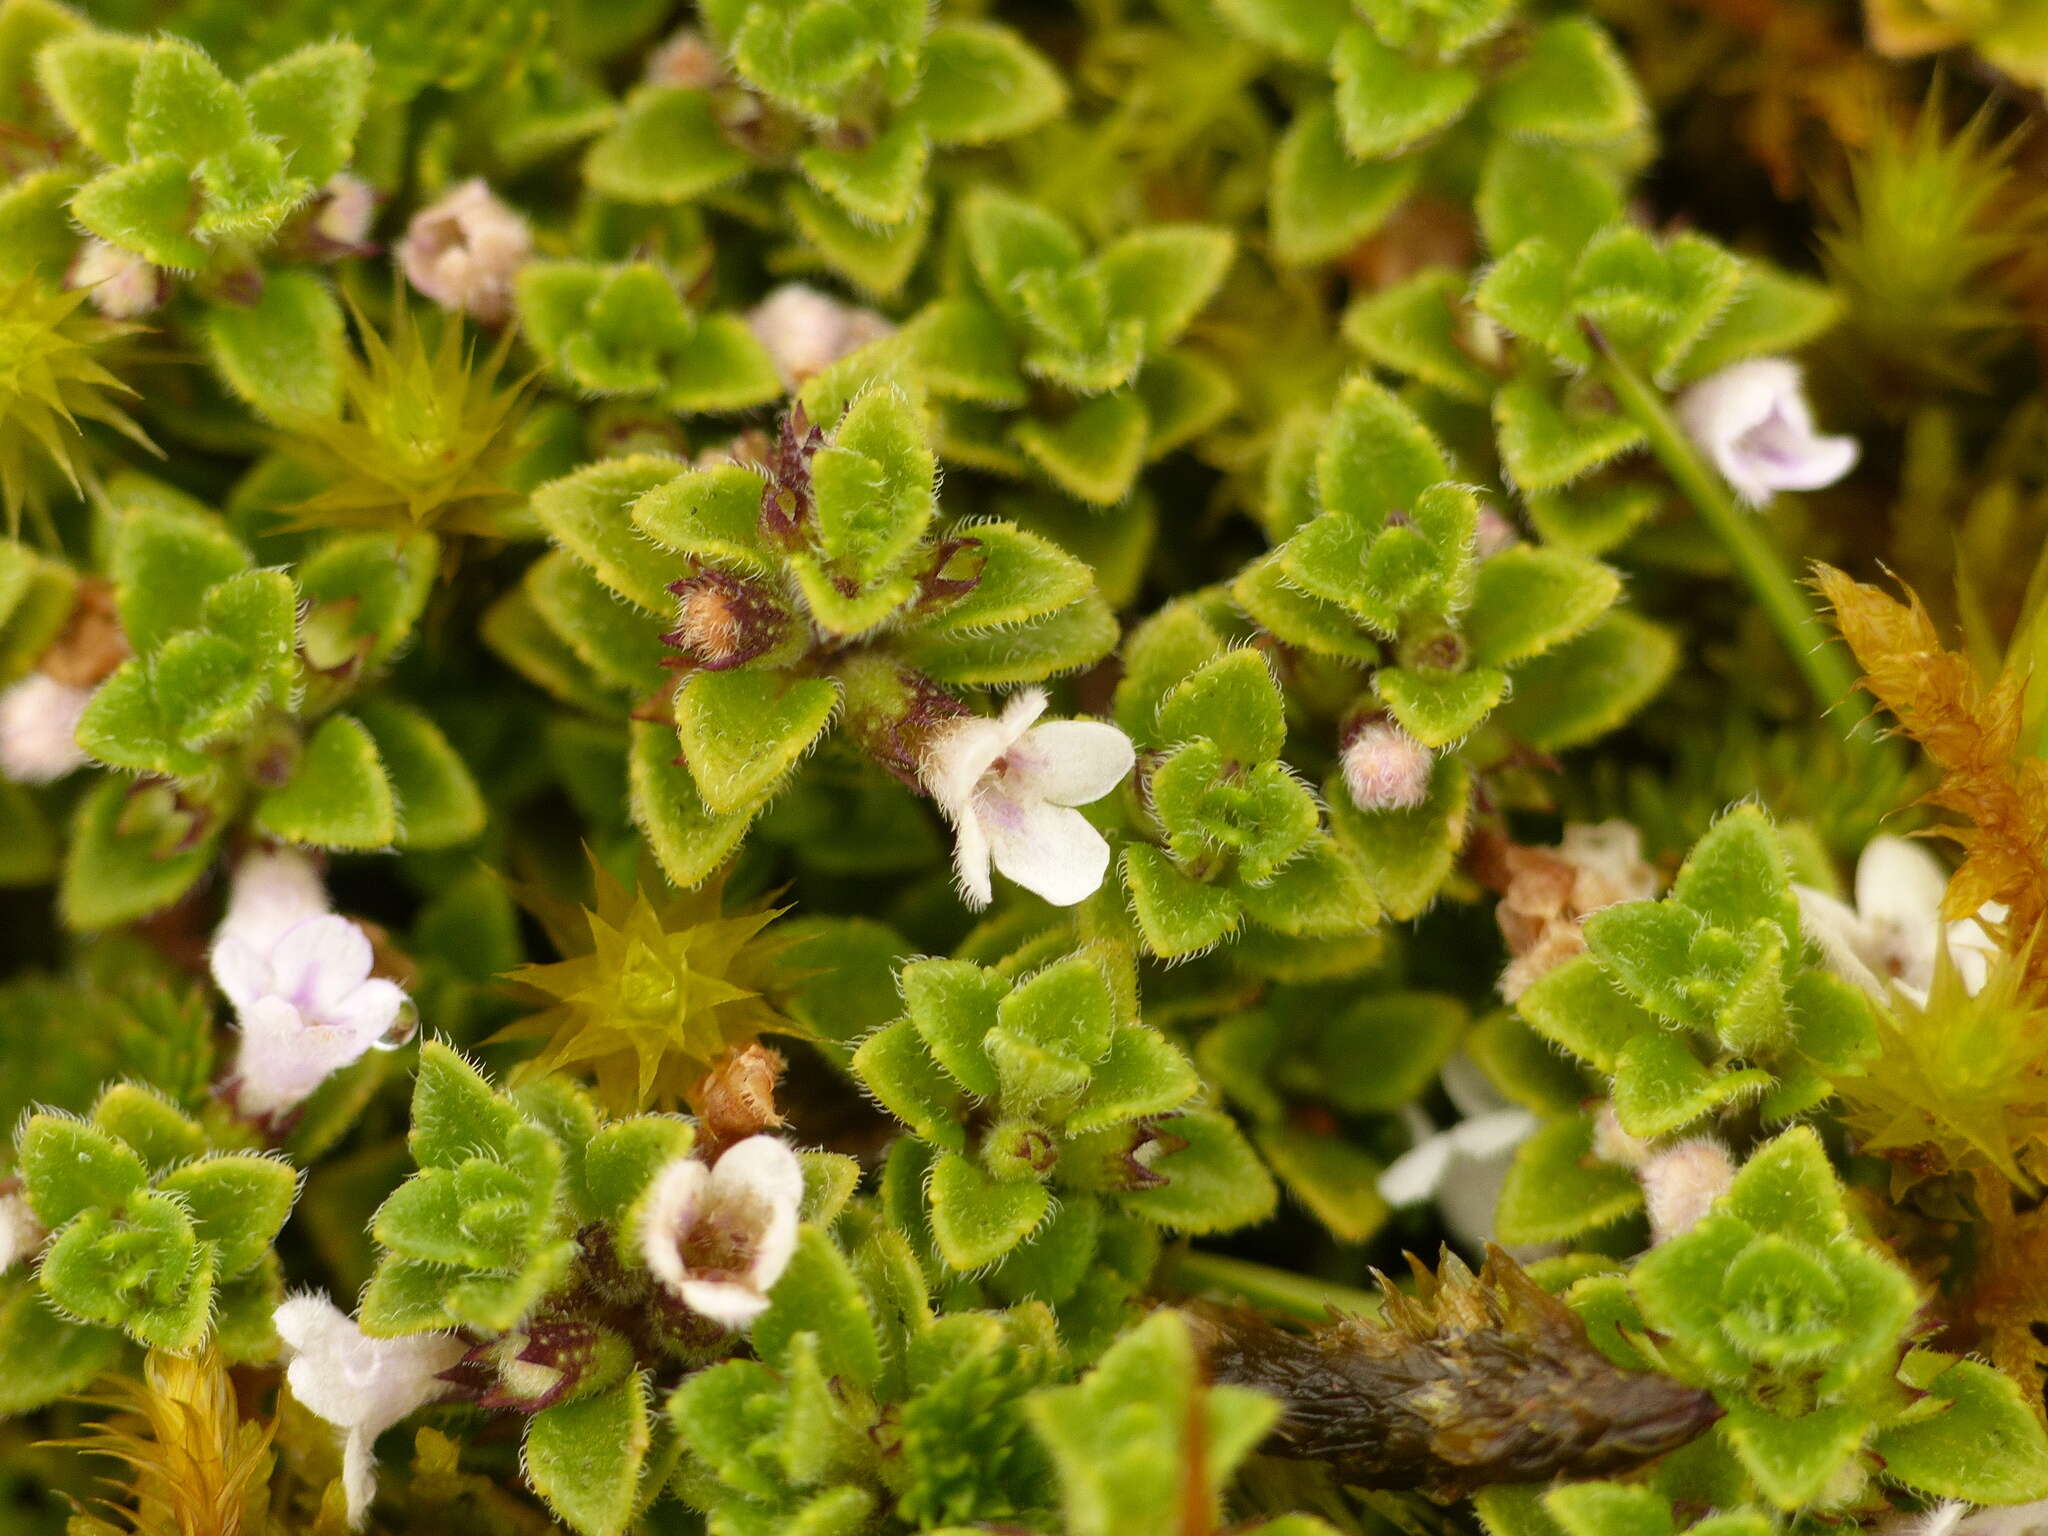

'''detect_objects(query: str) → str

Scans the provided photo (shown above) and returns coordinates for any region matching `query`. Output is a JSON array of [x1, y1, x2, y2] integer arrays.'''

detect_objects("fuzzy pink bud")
[[66, 238, 164, 318], [1341, 720, 1432, 811], [1639, 1138, 1736, 1245], [398, 179, 531, 325], [0, 673, 92, 783]]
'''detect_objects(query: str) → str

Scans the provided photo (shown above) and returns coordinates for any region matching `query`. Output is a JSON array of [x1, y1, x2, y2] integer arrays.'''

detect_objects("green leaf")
[[1496, 1113, 1643, 1244], [1465, 546, 1620, 666], [1120, 1110, 1277, 1233], [205, 270, 345, 422], [89, 1085, 206, 1171], [663, 312, 784, 414], [1477, 138, 1625, 255], [1341, 269, 1498, 402], [752, 1227, 882, 1389], [798, 119, 928, 227], [156, 1153, 298, 1278], [1012, 389, 1151, 506], [242, 40, 371, 185], [19, 1113, 147, 1227], [928, 1150, 1050, 1270], [531, 456, 684, 613], [852, 1018, 967, 1151], [1875, 1355, 2048, 1504], [1516, 954, 1650, 1072], [1374, 664, 1509, 747], [256, 713, 397, 849], [355, 698, 487, 849], [630, 463, 771, 575], [674, 671, 839, 815], [896, 592, 1119, 685], [1493, 610, 1676, 750], [1722, 1401, 1871, 1509], [902, 957, 1006, 1099], [787, 181, 931, 298], [37, 31, 144, 162], [1155, 648, 1285, 764], [628, 718, 758, 887], [126, 39, 246, 162], [905, 297, 1027, 406], [1612, 1029, 1771, 1137], [525, 1375, 650, 1536], [59, 778, 220, 931], [1213, 0, 1352, 58], [0, 1281, 120, 1415], [584, 87, 750, 204], [108, 485, 251, 650], [911, 22, 1065, 146], [1122, 843, 1242, 959], [1676, 266, 1844, 383], [812, 385, 936, 579], [1098, 226, 1235, 352], [1270, 99, 1419, 265], [1316, 376, 1450, 524], [1328, 752, 1469, 920], [1332, 26, 1477, 159], [1488, 18, 1644, 146], [410, 1042, 526, 1169]]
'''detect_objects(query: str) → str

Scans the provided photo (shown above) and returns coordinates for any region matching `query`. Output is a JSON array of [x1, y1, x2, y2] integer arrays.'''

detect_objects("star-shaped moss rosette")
[[583, 1, 1065, 297], [490, 388, 1116, 889], [1567, 1127, 2048, 1510], [61, 475, 482, 930], [0, 277, 151, 533], [904, 190, 1238, 506], [498, 859, 806, 1115], [1515, 806, 1878, 1142], [1212, 0, 1648, 264]]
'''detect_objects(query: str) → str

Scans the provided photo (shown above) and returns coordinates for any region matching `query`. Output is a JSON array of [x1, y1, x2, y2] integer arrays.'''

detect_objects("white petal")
[[1947, 916, 2001, 996], [274, 1292, 355, 1358], [0, 674, 91, 783], [710, 1136, 804, 1296], [232, 997, 329, 1119], [209, 933, 275, 1013], [677, 1276, 772, 1329], [1793, 884, 1886, 999], [1439, 1053, 1511, 1120], [272, 915, 377, 1014], [0, 1193, 42, 1273], [1855, 836, 1947, 931], [1004, 720, 1136, 807], [1378, 1131, 1456, 1206], [341, 1429, 379, 1530], [980, 795, 1112, 907], [326, 978, 409, 1049], [638, 1157, 708, 1298], [949, 805, 994, 910], [219, 848, 330, 953], [1446, 1108, 1539, 1162]]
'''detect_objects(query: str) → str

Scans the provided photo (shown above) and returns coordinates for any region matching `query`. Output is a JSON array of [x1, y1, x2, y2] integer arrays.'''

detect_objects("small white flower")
[[274, 1293, 466, 1530], [1881, 1501, 2048, 1536], [0, 1191, 45, 1273], [316, 174, 378, 248], [919, 687, 1135, 911], [745, 283, 896, 388], [1638, 1137, 1735, 1244], [1378, 1055, 1538, 1251], [1794, 835, 2002, 1008], [638, 1136, 804, 1328], [1341, 719, 1432, 811], [211, 851, 411, 1121], [398, 179, 532, 324], [66, 238, 163, 318], [0, 673, 92, 783], [1676, 357, 1859, 506]]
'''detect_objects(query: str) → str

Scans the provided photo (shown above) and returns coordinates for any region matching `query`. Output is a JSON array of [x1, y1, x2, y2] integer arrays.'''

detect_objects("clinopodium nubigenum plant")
[[6, 2, 2048, 1535]]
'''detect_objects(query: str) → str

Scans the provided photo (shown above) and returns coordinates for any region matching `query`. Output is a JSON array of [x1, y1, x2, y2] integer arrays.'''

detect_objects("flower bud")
[[1639, 1137, 1736, 1245], [314, 174, 379, 251], [399, 179, 531, 324], [1341, 719, 1433, 811], [661, 568, 796, 671], [0, 1188, 45, 1273], [67, 238, 165, 318], [746, 283, 896, 388], [693, 1043, 786, 1162], [0, 672, 92, 783], [450, 1321, 633, 1413], [645, 28, 725, 89]]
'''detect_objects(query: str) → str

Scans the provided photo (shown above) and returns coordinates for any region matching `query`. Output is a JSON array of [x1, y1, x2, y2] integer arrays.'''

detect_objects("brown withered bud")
[[1190, 1246, 1718, 1498], [662, 568, 793, 671], [758, 404, 826, 547], [694, 1043, 786, 1161], [39, 578, 128, 688]]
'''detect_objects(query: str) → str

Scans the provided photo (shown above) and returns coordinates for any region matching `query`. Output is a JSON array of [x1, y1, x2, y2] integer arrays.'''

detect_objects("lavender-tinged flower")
[[398, 179, 531, 325], [210, 850, 412, 1121], [638, 1135, 804, 1328], [274, 1293, 467, 1529], [1676, 358, 1859, 506], [745, 283, 896, 388], [0, 673, 92, 783], [919, 686, 1135, 910], [315, 174, 379, 250], [1638, 1137, 1735, 1245], [66, 238, 164, 318], [1794, 834, 2002, 1008], [1341, 719, 1433, 811]]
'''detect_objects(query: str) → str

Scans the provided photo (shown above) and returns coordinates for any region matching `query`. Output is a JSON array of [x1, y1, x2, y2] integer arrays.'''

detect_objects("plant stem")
[[1166, 1249, 1384, 1322], [1595, 346, 1883, 756]]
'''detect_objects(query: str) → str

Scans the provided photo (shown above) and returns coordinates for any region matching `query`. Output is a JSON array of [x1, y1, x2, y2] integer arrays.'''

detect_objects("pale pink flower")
[[0, 673, 92, 782], [919, 687, 1134, 910], [211, 851, 412, 1120], [398, 179, 531, 324], [1677, 358, 1858, 505], [316, 174, 378, 248], [638, 1136, 803, 1329], [274, 1293, 466, 1529]]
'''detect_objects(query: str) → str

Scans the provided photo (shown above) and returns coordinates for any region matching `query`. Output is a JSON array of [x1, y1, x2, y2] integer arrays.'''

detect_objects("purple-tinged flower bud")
[[662, 568, 794, 671], [1639, 1137, 1736, 1245], [399, 179, 531, 325], [448, 1321, 632, 1413]]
